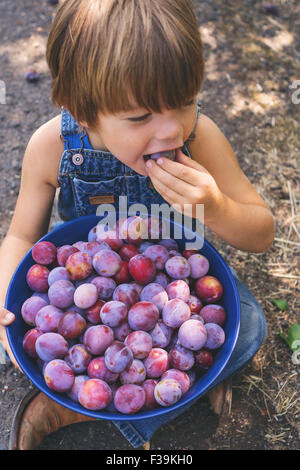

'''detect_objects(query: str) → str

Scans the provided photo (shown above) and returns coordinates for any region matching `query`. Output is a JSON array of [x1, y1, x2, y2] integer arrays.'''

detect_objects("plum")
[[165, 256, 191, 280], [35, 305, 64, 333], [26, 264, 49, 292], [187, 253, 209, 279], [168, 344, 195, 371], [113, 260, 130, 284], [100, 300, 128, 328], [57, 245, 79, 266], [140, 283, 168, 312], [32, 241, 57, 266], [104, 341, 133, 373], [166, 279, 190, 303], [149, 320, 173, 348], [182, 249, 199, 259], [67, 375, 89, 402], [187, 294, 203, 313], [112, 283, 139, 309], [161, 369, 190, 394], [85, 299, 105, 324], [58, 312, 87, 339], [194, 348, 214, 369], [153, 272, 170, 290], [48, 279, 75, 309], [204, 323, 225, 349], [48, 266, 70, 286], [92, 276, 117, 300], [65, 252, 93, 281], [118, 216, 148, 245], [96, 229, 124, 252], [128, 254, 156, 285], [92, 249, 122, 277], [78, 378, 112, 410], [178, 319, 207, 351], [76, 241, 104, 257], [143, 348, 169, 378], [119, 359, 146, 385], [142, 379, 158, 409], [35, 332, 69, 362], [128, 301, 159, 331], [143, 244, 170, 270], [158, 239, 179, 252], [113, 321, 132, 342], [154, 379, 182, 406], [74, 283, 98, 309], [44, 359, 75, 393], [83, 324, 114, 355], [22, 328, 43, 358], [119, 243, 140, 261], [200, 304, 226, 326], [21, 296, 48, 326], [162, 298, 191, 329], [124, 330, 153, 359], [64, 344, 92, 373], [194, 276, 223, 303], [87, 356, 119, 384], [114, 384, 146, 414]]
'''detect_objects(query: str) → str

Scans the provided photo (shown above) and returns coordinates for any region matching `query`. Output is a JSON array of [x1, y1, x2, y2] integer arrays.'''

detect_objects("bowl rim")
[[6, 214, 240, 420]]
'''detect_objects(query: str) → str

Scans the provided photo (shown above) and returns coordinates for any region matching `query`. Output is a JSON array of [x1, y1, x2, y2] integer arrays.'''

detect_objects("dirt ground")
[[0, 0, 299, 451]]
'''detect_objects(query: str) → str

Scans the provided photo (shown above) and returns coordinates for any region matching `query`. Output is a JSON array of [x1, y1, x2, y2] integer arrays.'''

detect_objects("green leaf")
[[278, 324, 300, 352], [271, 298, 288, 311]]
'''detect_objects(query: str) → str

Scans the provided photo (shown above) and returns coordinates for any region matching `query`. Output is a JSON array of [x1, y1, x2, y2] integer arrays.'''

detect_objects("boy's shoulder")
[[32, 113, 63, 155], [27, 113, 64, 188], [188, 112, 238, 171]]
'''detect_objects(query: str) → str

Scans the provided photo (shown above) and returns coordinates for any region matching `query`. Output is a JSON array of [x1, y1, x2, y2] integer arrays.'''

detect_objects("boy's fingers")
[[0, 306, 15, 326], [176, 148, 210, 174], [0, 327, 22, 372], [4, 339, 22, 372]]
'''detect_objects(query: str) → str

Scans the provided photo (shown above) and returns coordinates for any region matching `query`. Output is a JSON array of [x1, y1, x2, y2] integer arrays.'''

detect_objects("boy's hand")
[[145, 148, 224, 220], [0, 306, 21, 370]]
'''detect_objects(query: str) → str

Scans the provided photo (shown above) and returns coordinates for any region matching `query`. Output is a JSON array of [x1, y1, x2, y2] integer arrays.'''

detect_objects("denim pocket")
[[71, 176, 124, 217]]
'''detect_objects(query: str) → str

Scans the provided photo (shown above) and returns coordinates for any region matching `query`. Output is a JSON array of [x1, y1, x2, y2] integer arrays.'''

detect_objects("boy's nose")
[[154, 117, 183, 147]]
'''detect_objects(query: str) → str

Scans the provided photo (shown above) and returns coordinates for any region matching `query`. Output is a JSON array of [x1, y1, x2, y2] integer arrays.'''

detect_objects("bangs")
[[47, 0, 204, 128], [101, 16, 204, 115]]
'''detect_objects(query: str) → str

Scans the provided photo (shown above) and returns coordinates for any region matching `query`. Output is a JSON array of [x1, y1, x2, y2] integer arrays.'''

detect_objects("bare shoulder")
[[188, 113, 240, 172], [25, 113, 64, 188]]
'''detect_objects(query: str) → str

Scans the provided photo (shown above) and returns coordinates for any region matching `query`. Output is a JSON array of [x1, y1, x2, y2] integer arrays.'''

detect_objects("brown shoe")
[[9, 388, 95, 450], [207, 378, 232, 417]]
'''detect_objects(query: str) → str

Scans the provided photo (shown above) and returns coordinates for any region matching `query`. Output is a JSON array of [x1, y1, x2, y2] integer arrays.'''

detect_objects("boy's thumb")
[[0, 306, 15, 325]]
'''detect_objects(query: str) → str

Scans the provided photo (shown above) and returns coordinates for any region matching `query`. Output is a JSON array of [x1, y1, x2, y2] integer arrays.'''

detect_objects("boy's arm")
[[146, 112, 274, 252], [187, 114, 275, 252], [0, 117, 62, 365]]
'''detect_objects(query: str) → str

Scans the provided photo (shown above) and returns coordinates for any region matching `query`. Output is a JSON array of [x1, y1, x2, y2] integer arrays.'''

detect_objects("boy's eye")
[[127, 99, 195, 122], [128, 113, 152, 122]]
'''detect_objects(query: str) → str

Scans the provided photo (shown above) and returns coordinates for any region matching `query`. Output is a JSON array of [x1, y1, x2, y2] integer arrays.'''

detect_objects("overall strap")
[[60, 107, 90, 152], [182, 100, 201, 157]]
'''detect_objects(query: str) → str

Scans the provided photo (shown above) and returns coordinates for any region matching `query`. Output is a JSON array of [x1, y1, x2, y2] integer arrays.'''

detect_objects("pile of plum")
[[21, 216, 226, 414]]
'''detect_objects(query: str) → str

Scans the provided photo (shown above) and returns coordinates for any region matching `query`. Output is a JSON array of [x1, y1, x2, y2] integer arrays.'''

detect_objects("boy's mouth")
[[143, 149, 176, 162]]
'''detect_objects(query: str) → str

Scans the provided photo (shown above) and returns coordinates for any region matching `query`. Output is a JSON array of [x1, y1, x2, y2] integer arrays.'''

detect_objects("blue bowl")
[[6, 213, 240, 420]]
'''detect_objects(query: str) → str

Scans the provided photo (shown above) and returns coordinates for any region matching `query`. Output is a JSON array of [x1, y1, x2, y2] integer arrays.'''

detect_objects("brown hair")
[[46, 0, 205, 128]]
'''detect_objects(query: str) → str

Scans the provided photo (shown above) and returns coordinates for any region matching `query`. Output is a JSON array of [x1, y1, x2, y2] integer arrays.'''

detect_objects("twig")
[[274, 373, 298, 402], [274, 238, 300, 246], [269, 273, 300, 279]]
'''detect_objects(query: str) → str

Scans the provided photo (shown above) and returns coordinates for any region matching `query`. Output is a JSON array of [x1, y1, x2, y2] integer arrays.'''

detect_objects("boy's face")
[[84, 99, 197, 176]]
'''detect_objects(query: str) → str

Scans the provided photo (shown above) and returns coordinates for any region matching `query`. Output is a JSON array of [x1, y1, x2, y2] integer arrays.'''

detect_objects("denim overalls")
[[54, 103, 267, 448]]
